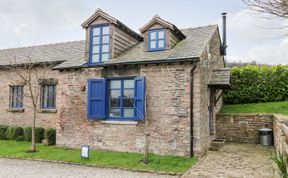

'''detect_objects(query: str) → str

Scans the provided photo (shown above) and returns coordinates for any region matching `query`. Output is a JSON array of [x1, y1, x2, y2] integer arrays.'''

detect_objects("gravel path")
[[182, 143, 276, 178], [0, 158, 177, 178]]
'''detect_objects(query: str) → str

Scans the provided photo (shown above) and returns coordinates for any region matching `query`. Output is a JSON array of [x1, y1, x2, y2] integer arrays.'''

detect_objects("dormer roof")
[[82, 9, 143, 41], [139, 15, 186, 40]]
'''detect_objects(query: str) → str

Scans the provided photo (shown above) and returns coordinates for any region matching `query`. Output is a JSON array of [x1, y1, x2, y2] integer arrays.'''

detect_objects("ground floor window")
[[10, 86, 23, 108], [41, 84, 56, 109], [88, 77, 145, 121]]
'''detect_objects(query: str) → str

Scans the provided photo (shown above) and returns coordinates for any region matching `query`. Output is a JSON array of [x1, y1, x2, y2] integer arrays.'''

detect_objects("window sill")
[[38, 109, 57, 113], [100, 120, 138, 125], [7, 108, 25, 113]]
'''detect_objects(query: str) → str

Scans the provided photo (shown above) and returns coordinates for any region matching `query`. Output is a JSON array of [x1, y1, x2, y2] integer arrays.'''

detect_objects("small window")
[[41, 84, 56, 109], [89, 24, 110, 64], [10, 86, 23, 108], [148, 29, 166, 51]]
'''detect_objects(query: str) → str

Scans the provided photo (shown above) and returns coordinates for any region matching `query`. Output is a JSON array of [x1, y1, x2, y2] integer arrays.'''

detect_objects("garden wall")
[[216, 113, 273, 143], [273, 114, 288, 154]]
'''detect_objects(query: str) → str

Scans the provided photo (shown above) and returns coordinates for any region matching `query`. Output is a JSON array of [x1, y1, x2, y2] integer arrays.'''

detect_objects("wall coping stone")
[[100, 120, 138, 125], [217, 113, 273, 117]]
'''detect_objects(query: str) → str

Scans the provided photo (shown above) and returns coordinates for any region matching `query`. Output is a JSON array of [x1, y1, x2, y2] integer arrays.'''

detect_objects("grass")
[[0, 140, 196, 174], [220, 101, 288, 116]]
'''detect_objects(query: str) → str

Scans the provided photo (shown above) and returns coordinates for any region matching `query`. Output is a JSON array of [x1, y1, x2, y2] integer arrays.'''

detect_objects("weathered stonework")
[[216, 113, 273, 143], [273, 114, 288, 154], [0, 68, 59, 128]]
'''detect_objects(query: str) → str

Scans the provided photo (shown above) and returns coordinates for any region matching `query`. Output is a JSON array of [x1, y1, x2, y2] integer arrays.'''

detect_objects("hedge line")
[[224, 65, 288, 104], [0, 125, 56, 146]]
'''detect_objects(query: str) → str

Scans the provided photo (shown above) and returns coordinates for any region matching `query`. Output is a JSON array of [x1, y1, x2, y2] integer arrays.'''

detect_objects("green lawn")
[[220, 101, 288, 116], [0, 140, 196, 174]]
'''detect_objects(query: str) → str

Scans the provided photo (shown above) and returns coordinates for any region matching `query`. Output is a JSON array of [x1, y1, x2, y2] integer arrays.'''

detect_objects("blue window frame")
[[148, 29, 166, 51], [41, 84, 56, 109], [108, 79, 135, 119], [87, 77, 146, 121], [10, 86, 23, 108], [89, 24, 110, 64]]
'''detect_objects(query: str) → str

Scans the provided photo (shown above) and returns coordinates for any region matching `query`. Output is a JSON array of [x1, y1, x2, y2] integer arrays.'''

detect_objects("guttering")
[[81, 57, 200, 69], [190, 62, 197, 158]]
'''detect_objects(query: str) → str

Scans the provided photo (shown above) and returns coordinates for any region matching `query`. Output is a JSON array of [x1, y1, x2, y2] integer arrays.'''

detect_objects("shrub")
[[0, 125, 8, 140], [24, 127, 32, 142], [16, 135, 25, 141], [35, 127, 45, 143], [224, 65, 288, 104], [6, 126, 24, 140], [45, 128, 56, 146]]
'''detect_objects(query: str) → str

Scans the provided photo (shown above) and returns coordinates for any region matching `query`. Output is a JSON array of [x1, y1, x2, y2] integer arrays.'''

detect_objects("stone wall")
[[56, 63, 195, 157], [216, 113, 273, 143], [0, 67, 58, 128], [273, 114, 288, 154]]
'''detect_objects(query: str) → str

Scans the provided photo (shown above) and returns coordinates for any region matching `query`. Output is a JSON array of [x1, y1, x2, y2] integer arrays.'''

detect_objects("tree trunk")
[[31, 107, 37, 152], [143, 131, 149, 164]]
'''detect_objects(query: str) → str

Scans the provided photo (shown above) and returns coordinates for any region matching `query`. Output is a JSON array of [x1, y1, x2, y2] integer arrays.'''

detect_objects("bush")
[[224, 65, 288, 104], [6, 126, 24, 140], [24, 127, 32, 142], [0, 125, 8, 140], [35, 127, 45, 143], [45, 128, 56, 146], [16, 135, 25, 141]]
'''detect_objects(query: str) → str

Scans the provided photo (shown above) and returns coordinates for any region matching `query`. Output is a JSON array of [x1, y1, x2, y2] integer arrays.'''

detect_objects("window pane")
[[109, 108, 121, 117], [150, 32, 156, 40], [110, 90, 121, 107], [93, 37, 100, 45], [102, 35, 109, 44], [123, 89, 134, 107], [124, 80, 134, 88], [43, 85, 48, 108], [150, 41, 156, 49], [93, 27, 101, 36], [124, 109, 134, 117], [110, 80, 121, 89], [158, 31, 165, 39], [92, 46, 99, 54], [102, 44, 109, 53], [91, 54, 99, 63], [102, 53, 109, 62], [102, 26, 110, 35], [158, 40, 165, 48]]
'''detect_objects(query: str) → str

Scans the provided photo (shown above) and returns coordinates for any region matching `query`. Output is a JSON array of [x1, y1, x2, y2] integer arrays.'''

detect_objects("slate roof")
[[208, 69, 231, 88], [0, 24, 219, 69]]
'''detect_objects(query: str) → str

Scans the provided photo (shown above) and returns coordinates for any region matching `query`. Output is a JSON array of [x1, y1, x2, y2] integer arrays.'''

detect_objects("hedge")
[[24, 127, 45, 143], [45, 128, 56, 146], [6, 126, 24, 140], [0, 125, 8, 140], [224, 65, 288, 104]]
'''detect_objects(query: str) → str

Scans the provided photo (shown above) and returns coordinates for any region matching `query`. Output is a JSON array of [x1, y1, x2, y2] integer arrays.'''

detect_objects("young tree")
[[243, 0, 288, 19], [4, 48, 52, 152]]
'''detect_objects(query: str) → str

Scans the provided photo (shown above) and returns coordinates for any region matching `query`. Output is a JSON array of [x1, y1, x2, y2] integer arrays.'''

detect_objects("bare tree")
[[243, 0, 288, 19], [3, 48, 52, 152]]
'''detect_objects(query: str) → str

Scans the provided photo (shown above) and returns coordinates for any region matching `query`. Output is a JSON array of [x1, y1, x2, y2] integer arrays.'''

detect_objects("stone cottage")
[[0, 9, 230, 157]]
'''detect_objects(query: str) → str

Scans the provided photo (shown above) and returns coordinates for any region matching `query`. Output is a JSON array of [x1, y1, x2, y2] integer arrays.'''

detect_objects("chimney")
[[221, 12, 227, 56]]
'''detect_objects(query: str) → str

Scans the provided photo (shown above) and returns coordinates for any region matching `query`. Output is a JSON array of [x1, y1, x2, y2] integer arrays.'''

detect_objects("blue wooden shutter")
[[134, 76, 146, 120], [88, 79, 107, 120]]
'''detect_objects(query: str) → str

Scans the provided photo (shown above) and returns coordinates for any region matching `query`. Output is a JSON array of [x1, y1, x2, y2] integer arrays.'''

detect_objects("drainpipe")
[[190, 62, 197, 158]]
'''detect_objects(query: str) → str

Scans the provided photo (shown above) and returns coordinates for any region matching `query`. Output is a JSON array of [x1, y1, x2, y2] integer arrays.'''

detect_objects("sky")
[[0, 0, 287, 64]]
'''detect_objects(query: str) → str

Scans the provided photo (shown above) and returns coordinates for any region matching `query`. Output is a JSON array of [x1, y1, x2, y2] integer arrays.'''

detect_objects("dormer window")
[[89, 24, 110, 64], [148, 29, 166, 51]]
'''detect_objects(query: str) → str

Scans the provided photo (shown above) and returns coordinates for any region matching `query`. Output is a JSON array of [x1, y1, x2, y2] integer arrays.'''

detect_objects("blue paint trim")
[[89, 24, 110, 65], [148, 28, 166, 52]]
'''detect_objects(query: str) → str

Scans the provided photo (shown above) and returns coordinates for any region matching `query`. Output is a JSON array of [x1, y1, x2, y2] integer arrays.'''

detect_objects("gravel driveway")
[[0, 158, 177, 178]]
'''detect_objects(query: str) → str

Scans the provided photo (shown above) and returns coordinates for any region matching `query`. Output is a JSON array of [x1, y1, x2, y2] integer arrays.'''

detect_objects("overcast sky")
[[0, 0, 287, 64]]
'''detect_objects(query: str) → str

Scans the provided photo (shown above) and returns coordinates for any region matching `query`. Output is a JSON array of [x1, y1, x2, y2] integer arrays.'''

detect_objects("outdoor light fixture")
[[81, 145, 90, 159]]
